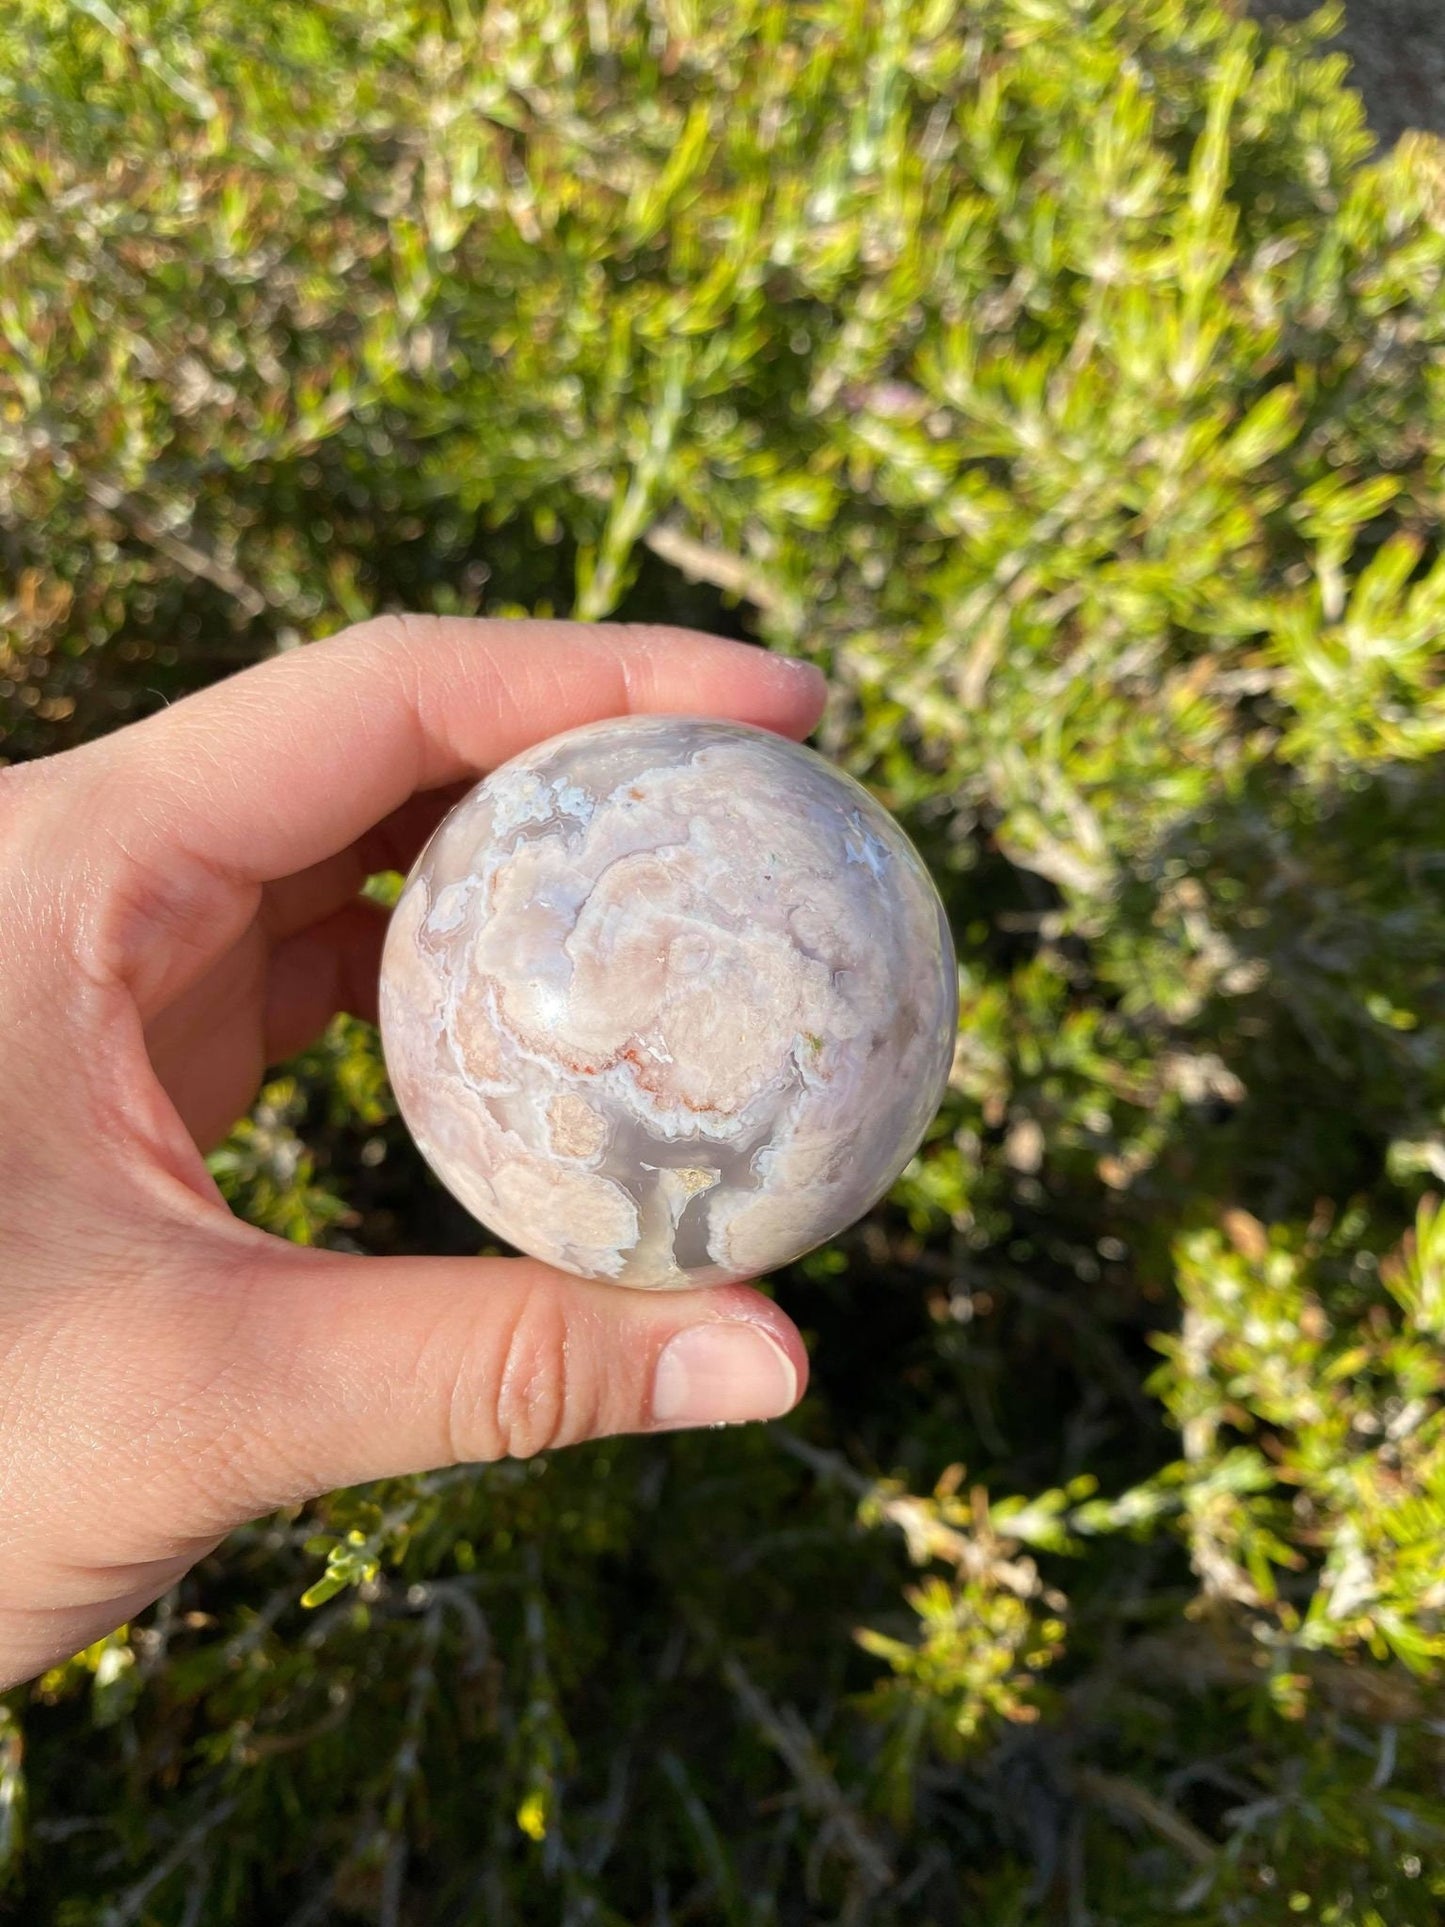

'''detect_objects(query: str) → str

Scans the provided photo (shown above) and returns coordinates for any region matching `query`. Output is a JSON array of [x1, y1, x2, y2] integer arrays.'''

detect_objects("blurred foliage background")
[[4, 0, 1445, 1919]]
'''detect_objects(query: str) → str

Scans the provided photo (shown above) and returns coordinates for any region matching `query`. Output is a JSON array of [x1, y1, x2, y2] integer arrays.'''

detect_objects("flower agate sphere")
[[379, 716, 957, 1288]]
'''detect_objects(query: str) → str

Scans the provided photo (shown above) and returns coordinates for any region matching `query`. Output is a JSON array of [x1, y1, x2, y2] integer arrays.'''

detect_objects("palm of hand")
[[140, 789, 458, 1156]]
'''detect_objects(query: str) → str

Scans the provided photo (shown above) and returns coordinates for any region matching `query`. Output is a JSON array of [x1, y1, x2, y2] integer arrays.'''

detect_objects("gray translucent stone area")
[[379, 716, 958, 1288]]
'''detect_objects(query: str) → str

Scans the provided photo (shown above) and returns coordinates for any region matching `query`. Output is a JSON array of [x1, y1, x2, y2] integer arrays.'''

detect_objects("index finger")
[[87, 616, 827, 884]]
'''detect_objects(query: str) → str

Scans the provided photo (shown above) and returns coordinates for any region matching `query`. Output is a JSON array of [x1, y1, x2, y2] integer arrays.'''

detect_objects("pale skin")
[[0, 615, 818, 1689]]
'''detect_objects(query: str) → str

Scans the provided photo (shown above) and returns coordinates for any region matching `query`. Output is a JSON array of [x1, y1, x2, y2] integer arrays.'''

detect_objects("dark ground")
[[1258, 0, 1445, 143]]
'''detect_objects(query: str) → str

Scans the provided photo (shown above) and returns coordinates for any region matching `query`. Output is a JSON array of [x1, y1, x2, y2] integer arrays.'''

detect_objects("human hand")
[[0, 616, 820, 1688]]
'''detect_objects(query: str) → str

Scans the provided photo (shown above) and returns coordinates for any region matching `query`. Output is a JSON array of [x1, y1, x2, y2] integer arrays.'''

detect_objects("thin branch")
[[641, 521, 800, 625], [771, 1429, 1051, 1601], [100, 1796, 238, 1927], [1075, 1766, 1216, 1869], [719, 1652, 893, 1895], [378, 1607, 444, 1927], [84, 477, 267, 619]]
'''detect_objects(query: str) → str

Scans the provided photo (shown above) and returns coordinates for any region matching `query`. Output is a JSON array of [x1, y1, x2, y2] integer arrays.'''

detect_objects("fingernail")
[[772, 654, 826, 693], [651, 1323, 799, 1428]]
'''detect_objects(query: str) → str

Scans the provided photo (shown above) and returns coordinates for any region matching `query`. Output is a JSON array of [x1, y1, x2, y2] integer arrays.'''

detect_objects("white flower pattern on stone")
[[380, 716, 957, 1288]]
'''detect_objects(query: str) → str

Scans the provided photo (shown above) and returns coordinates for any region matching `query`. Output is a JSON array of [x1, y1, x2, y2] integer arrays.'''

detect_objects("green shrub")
[[5, 0, 1445, 1918]]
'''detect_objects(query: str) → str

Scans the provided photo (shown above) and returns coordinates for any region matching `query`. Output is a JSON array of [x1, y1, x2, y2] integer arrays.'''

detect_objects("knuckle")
[[341, 610, 440, 666], [0, 748, 69, 839], [37, 745, 259, 1004], [74, 833, 251, 1009], [448, 1288, 590, 1464], [0, 756, 37, 815], [0, 752, 99, 1008], [617, 619, 709, 660]]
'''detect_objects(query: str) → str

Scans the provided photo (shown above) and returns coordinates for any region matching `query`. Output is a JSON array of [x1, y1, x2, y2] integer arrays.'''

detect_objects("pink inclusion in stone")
[[379, 715, 957, 1288]]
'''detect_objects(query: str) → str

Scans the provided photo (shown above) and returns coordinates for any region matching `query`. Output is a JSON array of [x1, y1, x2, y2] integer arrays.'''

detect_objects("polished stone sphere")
[[379, 716, 957, 1288]]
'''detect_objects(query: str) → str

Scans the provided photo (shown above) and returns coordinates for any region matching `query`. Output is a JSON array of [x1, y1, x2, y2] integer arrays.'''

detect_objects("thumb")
[[182, 1243, 807, 1528]]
